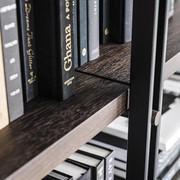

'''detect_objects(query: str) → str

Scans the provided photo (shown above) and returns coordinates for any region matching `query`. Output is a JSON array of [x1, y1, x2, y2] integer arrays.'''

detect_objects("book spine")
[[0, 0, 24, 121], [110, 0, 123, 43], [106, 153, 114, 180], [34, 0, 58, 98], [78, 168, 91, 180], [96, 160, 105, 180], [100, 0, 111, 44], [58, 0, 75, 100], [124, 0, 133, 42], [72, 0, 78, 68], [17, 0, 38, 102], [0, 32, 9, 129], [88, 0, 100, 61], [77, 0, 88, 66]]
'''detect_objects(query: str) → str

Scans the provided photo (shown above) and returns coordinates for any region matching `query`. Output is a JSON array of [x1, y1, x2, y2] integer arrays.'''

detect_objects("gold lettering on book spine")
[[64, 0, 74, 87], [25, 0, 36, 85]]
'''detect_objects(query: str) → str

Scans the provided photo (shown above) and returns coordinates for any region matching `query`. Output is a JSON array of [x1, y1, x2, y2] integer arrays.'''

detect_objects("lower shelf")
[[0, 72, 128, 180]]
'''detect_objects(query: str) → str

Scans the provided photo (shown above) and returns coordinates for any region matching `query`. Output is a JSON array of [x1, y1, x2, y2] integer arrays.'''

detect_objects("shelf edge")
[[6, 92, 127, 180]]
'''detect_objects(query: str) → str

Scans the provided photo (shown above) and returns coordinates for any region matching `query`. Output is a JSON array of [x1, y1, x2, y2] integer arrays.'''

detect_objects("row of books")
[[0, 0, 176, 129], [0, 0, 134, 129], [42, 72, 180, 180], [43, 142, 115, 180]]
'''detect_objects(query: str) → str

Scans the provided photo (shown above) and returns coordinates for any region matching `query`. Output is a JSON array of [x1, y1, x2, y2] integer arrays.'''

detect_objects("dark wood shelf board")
[[0, 72, 128, 180], [78, 43, 131, 84]]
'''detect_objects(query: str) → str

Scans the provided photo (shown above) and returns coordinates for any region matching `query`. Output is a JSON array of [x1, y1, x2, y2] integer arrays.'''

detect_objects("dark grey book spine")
[[34, 0, 75, 101], [100, 0, 111, 44], [88, 0, 100, 61], [110, 0, 133, 43], [0, 0, 24, 121], [124, 0, 133, 42], [16, 0, 38, 102], [57, 0, 75, 100], [72, 0, 78, 68], [77, 0, 88, 66]]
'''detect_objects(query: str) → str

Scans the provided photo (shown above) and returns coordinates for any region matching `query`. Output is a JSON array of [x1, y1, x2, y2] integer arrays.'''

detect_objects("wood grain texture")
[[0, 72, 128, 180], [78, 1, 180, 83], [78, 43, 131, 84]]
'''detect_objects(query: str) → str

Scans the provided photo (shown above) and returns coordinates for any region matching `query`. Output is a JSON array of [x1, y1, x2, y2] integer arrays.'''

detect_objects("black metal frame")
[[148, 0, 169, 179], [127, 0, 169, 179]]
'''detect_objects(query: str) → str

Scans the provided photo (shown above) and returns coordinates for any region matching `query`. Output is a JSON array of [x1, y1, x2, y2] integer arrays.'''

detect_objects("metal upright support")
[[148, 0, 169, 179], [127, 0, 159, 179]]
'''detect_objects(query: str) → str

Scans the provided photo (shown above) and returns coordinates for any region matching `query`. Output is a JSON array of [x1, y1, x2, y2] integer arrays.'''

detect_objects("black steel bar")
[[148, 0, 169, 179], [127, 0, 159, 179]]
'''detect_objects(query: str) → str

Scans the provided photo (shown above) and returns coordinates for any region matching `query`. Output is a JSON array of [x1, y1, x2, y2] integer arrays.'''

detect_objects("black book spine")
[[110, 0, 123, 43], [99, 0, 111, 44], [16, 0, 38, 102], [77, 0, 88, 66], [94, 132, 128, 149], [35, 0, 75, 100], [88, 0, 100, 61], [72, 0, 78, 68], [0, 0, 24, 121], [57, 0, 75, 100], [34, 0, 58, 98], [110, 0, 133, 43]]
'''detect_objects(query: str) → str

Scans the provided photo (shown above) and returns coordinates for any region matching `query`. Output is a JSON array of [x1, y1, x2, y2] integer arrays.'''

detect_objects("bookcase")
[[0, 0, 179, 180]]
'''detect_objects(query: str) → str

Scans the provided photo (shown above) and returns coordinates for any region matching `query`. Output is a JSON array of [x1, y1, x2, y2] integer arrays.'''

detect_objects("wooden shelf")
[[77, 43, 131, 84], [78, 0, 180, 83], [0, 72, 128, 180]]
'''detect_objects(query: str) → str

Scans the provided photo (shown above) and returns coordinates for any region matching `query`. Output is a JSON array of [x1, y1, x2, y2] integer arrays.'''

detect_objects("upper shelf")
[[0, 72, 128, 180], [78, 0, 180, 83]]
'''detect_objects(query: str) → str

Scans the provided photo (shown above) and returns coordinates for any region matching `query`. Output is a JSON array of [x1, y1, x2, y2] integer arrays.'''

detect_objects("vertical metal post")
[[127, 0, 159, 179], [148, 0, 169, 179]]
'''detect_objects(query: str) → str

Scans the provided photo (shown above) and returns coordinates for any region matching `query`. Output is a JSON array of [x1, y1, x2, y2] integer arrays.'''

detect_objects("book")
[[158, 140, 180, 176], [114, 167, 126, 179], [90, 139, 127, 162], [114, 159, 126, 171], [102, 110, 180, 151], [72, 0, 78, 68], [77, 0, 88, 66], [160, 97, 180, 151], [68, 152, 104, 180], [34, 0, 75, 101], [158, 156, 180, 180], [99, 0, 111, 44], [88, 0, 100, 61], [110, 0, 133, 43], [43, 170, 73, 180], [0, 32, 9, 129], [0, 0, 24, 121], [53, 161, 91, 180], [79, 143, 114, 180], [16, 0, 38, 102]]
